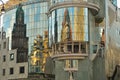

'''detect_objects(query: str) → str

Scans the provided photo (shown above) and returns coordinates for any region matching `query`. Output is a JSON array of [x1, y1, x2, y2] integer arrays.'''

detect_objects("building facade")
[[48, 0, 119, 80], [0, 4, 29, 80], [0, 0, 120, 80], [3, 0, 49, 54], [0, 29, 28, 80], [48, 0, 104, 79]]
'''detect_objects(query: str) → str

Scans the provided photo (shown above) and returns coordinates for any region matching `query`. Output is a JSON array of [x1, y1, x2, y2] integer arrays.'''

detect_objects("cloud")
[[0, 0, 9, 4], [118, 0, 120, 8]]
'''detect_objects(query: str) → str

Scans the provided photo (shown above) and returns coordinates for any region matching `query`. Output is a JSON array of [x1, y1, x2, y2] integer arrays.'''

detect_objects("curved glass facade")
[[3, 0, 48, 53], [49, 7, 88, 46], [49, 0, 102, 7], [50, 0, 87, 5]]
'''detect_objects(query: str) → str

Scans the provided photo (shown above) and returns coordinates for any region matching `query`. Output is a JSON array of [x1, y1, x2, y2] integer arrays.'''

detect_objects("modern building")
[[48, 0, 105, 80], [3, 0, 49, 54], [0, 0, 120, 80], [0, 3, 54, 80], [110, 0, 117, 6], [0, 0, 54, 80], [48, 0, 120, 80]]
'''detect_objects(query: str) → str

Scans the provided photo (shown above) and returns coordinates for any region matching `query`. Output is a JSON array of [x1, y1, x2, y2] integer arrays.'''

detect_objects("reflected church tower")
[[61, 8, 72, 42], [12, 4, 28, 63]]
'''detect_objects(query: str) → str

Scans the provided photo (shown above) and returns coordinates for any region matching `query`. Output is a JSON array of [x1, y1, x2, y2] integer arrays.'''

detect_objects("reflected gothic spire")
[[16, 4, 24, 24], [61, 8, 72, 42]]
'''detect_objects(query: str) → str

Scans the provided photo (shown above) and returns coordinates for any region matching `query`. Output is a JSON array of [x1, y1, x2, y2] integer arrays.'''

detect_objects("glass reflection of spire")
[[61, 8, 72, 42]]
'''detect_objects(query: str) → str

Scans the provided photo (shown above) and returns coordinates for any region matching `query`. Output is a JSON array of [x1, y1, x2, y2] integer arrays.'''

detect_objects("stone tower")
[[12, 4, 28, 63]]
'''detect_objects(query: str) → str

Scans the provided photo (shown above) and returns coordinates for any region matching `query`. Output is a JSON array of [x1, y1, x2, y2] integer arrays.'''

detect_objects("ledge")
[[51, 53, 88, 61], [64, 68, 78, 72], [48, 1, 100, 15]]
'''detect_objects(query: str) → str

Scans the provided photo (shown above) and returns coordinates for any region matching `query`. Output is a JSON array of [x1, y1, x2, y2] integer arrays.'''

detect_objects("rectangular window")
[[10, 53, 14, 61], [67, 45, 72, 52], [93, 45, 97, 53], [3, 55, 6, 62], [74, 45, 79, 53], [81, 44, 86, 53], [65, 60, 78, 69], [35, 67, 40, 73], [3, 69, 5, 76], [0, 44, 1, 50], [19, 66, 25, 74], [10, 68, 14, 74], [3, 42, 6, 49]]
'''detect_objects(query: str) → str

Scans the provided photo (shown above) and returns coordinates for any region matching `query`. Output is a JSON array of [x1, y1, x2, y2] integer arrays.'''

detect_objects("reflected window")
[[74, 45, 79, 53], [3, 55, 6, 62], [65, 60, 78, 69], [81, 44, 86, 53], [93, 45, 97, 53], [36, 67, 40, 72], [67, 45, 72, 52]]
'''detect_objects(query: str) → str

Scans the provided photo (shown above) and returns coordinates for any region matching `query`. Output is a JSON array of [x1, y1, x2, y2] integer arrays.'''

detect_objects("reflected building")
[[12, 4, 28, 63], [110, 0, 117, 6], [48, 0, 105, 80], [0, 0, 54, 80], [3, 0, 48, 54], [2, 0, 53, 78], [61, 8, 72, 42]]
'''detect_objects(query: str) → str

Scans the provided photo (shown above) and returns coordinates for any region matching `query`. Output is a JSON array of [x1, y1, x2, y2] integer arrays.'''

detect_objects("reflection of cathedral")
[[12, 4, 28, 63], [74, 8, 85, 41], [61, 8, 72, 42]]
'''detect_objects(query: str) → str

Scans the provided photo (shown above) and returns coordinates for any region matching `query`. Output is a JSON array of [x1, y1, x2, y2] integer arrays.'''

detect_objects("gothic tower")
[[12, 4, 28, 63]]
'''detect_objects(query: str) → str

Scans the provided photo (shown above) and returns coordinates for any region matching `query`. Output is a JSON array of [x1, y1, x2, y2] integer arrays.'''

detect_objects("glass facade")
[[49, 7, 88, 46], [3, 0, 48, 54], [50, 0, 88, 5], [111, 0, 117, 6]]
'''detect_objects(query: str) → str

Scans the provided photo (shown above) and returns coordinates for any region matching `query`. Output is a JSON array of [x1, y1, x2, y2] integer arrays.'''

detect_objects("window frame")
[[10, 68, 14, 75], [3, 55, 6, 62], [3, 69, 5, 76], [3, 42, 6, 49], [10, 53, 14, 61], [19, 66, 25, 74]]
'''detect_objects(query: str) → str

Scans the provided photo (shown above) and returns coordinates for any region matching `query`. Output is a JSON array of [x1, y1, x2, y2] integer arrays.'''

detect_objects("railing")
[[51, 41, 89, 60], [53, 41, 88, 54]]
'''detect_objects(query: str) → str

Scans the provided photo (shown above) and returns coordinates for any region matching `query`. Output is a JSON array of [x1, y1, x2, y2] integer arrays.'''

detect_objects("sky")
[[2, 0, 9, 3], [0, 0, 9, 4], [118, 0, 120, 8]]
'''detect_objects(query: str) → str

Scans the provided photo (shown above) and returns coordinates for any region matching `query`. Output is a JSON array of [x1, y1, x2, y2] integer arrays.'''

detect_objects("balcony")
[[51, 41, 89, 61]]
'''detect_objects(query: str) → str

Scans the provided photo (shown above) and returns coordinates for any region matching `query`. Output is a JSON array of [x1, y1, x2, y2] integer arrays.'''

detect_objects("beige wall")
[[0, 37, 28, 80]]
